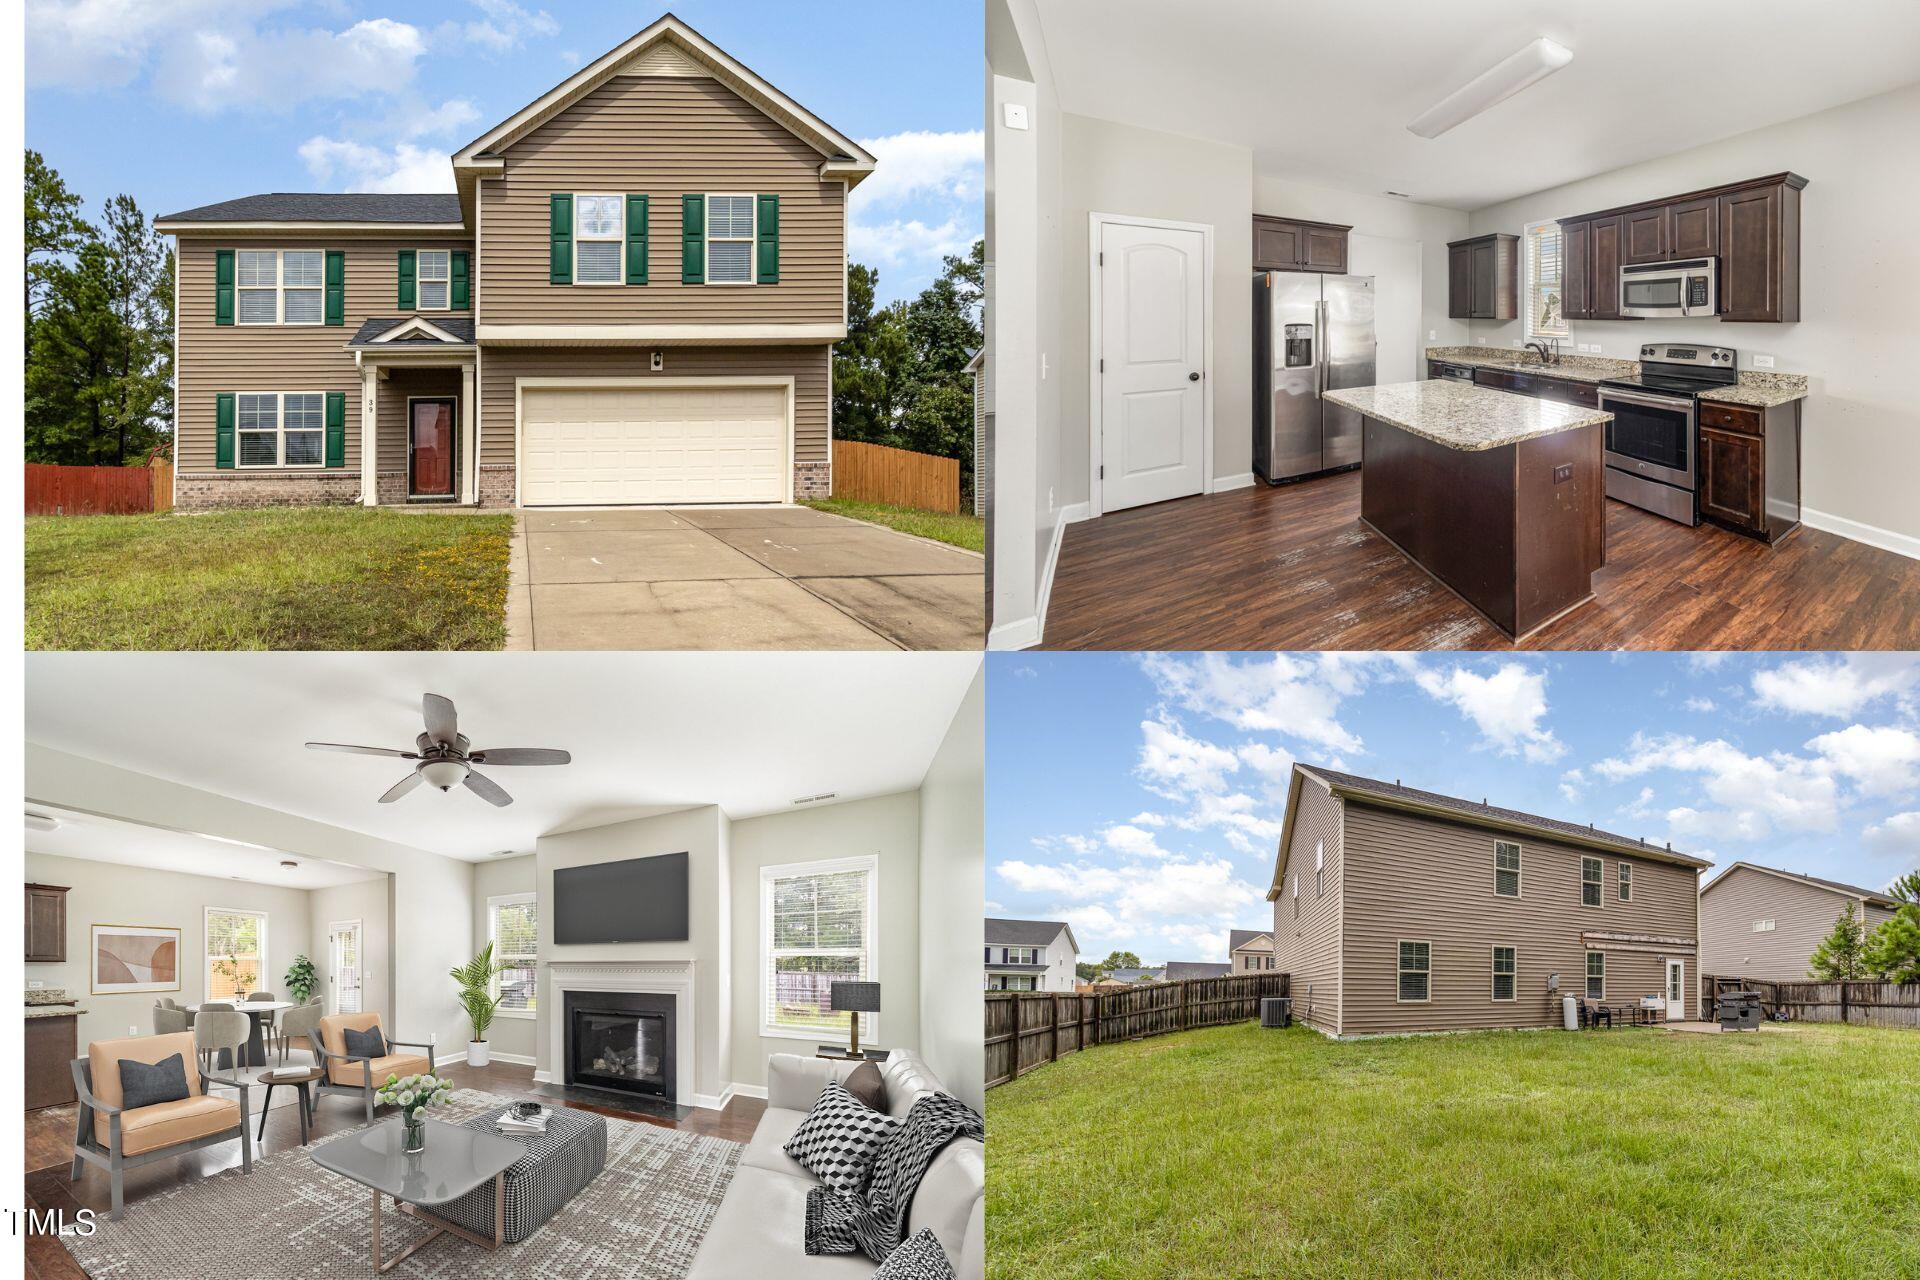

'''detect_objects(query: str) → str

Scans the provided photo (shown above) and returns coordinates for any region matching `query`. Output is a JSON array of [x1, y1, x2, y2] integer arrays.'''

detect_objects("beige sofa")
[[687, 1050, 983, 1280]]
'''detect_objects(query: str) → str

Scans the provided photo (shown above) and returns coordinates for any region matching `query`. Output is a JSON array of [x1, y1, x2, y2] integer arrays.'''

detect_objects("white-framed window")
[[1315, 841, 1325, 897], [1291, 873, 1299, 919], [1491, 945, 1516, 1002], [236, 249, 324, 325], [705, 193, 755, 285], [1581, 856, 1603, 907], [1007, 946, 1039, 965], [237, 392, 325, 468], [1586, 951, 1606, 1000], [1397, 940, 1431, 1003], [1618, 863, 1633, 902], [988, 974, 1037, 992], [1752, 918, 1776, 933], [417, 249, 450, 310], [574, 194, 625, 285], [1523, 218, 1568, 341], [487, 892, 537, 1018], [1495, 841, 1522, 898], [205, 906, 268, 1001], [762, 855, 877, 1040]]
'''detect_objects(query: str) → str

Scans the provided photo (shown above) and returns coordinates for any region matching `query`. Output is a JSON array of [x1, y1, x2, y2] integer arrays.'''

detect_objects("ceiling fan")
[[305, 693, 572, 808]]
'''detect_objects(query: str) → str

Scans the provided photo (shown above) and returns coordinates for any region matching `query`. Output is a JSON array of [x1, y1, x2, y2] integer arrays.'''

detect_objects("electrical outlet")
[[1428, 330, 1437, 341], [1752, 354, 1774, 368], [28, 979, 43, 989], [1553, 463, 1573, 484]]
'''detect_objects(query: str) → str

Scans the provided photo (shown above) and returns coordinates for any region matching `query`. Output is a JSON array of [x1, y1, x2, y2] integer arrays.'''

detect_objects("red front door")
[[410, 399, 455, 497]]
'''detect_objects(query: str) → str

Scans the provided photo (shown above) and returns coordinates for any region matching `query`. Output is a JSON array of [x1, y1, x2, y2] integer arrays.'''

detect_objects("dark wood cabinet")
[[1253, 215, 1350, 274], [25, 883, 68, 964], [1622, 205, 1669, 264], [26, 1014, 79, 1110], [1698, 426, 1766, 531], [1697, 398, 1802, 543], [1446, 234, 1517, 320], [1588, 216, 1626, 320], [1472, 367, 1599, 408], [1561, 219, 1591, 319], [1669, 196, 1718, 258], [1719, 181, 1802, 322]]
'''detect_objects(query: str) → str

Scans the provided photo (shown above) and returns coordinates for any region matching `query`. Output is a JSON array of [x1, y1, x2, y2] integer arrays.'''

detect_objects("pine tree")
[[1887, 871, 1920, 906], [1808, 900, 1868, 981], [1863, 905, 1920, 985]]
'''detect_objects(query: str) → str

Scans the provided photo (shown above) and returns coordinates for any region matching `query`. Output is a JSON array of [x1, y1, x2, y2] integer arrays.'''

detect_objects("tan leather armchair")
[[308, 1012, 434, 1125], [70, 1031, 252, 1220]]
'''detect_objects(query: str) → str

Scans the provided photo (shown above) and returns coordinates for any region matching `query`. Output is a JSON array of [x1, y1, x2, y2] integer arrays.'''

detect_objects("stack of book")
[[496, 1106, 551, 1135]]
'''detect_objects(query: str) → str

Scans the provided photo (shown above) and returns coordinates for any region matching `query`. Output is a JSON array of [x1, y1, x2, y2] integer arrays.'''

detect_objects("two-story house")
[[154, 14, 874, 511], [1698, 862, 1902, 981], [1229, 929, 1276, 973], [984, 918, 1078, 991], [1266, 764, 1711, 1038]]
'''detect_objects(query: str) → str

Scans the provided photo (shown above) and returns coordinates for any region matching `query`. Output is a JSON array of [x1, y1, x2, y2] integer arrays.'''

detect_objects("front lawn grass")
[[26, 508, 515, 650], [988, 1021, 1920, 1280], [802, 497, 985, 553]]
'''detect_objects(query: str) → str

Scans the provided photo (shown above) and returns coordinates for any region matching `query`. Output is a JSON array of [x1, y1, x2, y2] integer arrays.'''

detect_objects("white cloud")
[[297, 138, 456, 193], [1139, 652, 1380, 753], [1102, 823, 1169, 859], [462, 0, 557, 53], [1414, 662, 1566, 763], [1861, 811, 1920, 862], [27, 0, 295, 90], [1751, 654, 1920, 718], [851, 130, 983, 210], [1592, 733, 1839, 837], [155, 17, 428, 112], [1237, 742, 1297, 796], [848, 217, 976, 270], [1129, 812, 1167, 827], [1558, 767, 1585, 803], [1156, 923, 1230, 962], [1805, 725, 1920, 797], [1685, 696, 1716, 713], [997, 856, 1263, 933], [1135, 717, 1241, 799], [403, 98, 483, 140]]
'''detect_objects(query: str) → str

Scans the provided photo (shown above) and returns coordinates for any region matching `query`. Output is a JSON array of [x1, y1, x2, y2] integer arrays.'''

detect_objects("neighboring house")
[[984, 918, 1078, 991], [966, 348, 989, 517], [1266, 764, 1711, 1038], [153, 14, 875, 512], [1698, 862, 1902, 981], [1164, 961, 1231, 981], [1229, 929, 1277, 973], [1103, 967, 1167, 985]]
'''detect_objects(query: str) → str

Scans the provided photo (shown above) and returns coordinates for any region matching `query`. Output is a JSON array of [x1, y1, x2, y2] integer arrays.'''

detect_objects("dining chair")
[[246, 990, 279, 1049], [276, 1001, 325, 1067], [195, 1004, 245, 1073], [152, 1004, 191, 1036]]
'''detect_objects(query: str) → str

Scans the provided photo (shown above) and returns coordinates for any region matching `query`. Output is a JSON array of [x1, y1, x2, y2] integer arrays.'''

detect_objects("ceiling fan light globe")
[[420, 760, 469, 791]]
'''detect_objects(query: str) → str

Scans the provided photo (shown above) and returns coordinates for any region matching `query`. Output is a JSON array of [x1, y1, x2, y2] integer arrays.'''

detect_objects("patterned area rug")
[[64, 1089, 742, 1279]]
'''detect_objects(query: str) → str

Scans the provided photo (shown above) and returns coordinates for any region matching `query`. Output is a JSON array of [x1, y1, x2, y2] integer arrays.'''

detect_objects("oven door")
[[1601, 388, 1695, 490]]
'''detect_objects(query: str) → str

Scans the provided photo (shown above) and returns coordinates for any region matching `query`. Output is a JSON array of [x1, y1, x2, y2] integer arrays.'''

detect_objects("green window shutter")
[[756, 194, 779, 284], [625, 195, 649, 285], [397, 250, 416, 309], [214, 250, 235, 326], [324, 250, 346, 325], [214, 393, 235, 468], [682, 194, 705, 284], [324, 392, 347, 468], [549, 194, 573, 284], [451, 250, 471, 309]]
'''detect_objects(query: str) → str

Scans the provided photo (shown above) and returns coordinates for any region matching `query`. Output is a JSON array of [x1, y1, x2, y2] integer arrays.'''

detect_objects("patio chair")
[[307, 1012, 434, 1125], [1578, 998, 1613, 1030]]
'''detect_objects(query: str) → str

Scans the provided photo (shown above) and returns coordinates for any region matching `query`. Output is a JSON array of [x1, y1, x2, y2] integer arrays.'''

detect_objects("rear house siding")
[[1699, 866, 1894, 982], [1270, 778, 1344, 1035]]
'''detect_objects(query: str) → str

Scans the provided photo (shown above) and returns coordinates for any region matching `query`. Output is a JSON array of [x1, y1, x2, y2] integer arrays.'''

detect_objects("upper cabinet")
[[1253, 215, 1350, 274], [25, 883, 68, 964], [1559, 173, 1806, 323], [1446, 233, 1518, 321]]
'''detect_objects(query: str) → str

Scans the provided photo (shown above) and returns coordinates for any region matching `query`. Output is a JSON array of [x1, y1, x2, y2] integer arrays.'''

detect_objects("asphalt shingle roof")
[[1704, 861, 1901, 907], [984, 918, 1072, 947], [1229, 929, 1273, 952], [158, 193, 463, 224], [347, 317, 476, 346]]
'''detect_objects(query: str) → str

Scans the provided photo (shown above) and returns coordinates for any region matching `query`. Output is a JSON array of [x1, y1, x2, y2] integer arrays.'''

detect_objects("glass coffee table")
[[310, 1117, 526, 1273]]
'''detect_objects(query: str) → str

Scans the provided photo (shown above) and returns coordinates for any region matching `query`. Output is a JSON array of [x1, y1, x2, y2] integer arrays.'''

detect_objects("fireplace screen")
[[569, 1006, 668, 1096]]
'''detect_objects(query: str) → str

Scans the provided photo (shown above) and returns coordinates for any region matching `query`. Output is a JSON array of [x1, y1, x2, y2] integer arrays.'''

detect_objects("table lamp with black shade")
[[829, 980, 881, 1059]]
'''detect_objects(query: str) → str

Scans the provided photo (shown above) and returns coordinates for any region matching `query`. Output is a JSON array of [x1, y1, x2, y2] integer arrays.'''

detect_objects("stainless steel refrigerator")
[[1253, 272, 1377, 483]]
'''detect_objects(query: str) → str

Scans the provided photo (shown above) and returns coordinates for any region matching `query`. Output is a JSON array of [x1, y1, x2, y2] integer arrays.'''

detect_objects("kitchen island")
[[1325, 381, 1611, 640]]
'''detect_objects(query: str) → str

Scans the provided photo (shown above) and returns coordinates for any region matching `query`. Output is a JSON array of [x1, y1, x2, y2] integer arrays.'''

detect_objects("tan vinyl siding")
[[478, 346, 828, 470], [1270, 780, 1344, 1035], [1699, 866, 1891, 982], [477, 76, 844, 325], [1339, 803, 1700, 1035], [376, 368, 464, 474], [176, 236, 472, 471]]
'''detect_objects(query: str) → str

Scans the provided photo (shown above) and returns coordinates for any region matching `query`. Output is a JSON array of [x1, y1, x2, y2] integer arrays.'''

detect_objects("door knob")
[[1188, 372, 1201, 382]]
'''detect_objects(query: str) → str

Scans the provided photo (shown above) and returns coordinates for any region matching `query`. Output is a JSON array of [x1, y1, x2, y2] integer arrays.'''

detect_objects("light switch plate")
[[1428, 330, 1436, 341], [1752, 354, 1774, 368], [1003, 103, 1029, 130]]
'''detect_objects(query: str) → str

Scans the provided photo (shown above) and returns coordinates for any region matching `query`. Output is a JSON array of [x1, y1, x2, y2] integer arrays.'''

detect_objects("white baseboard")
[[691, 1085, 733, 1112], [531, 1069, 554, 1085], [988, 501, 1088, 651], [1801, 507, 1920, 561], [1213, 471, 1256, 492], [729, 1083, 769, 1101], [438, 1050, 536, 1068], [987, 615, 1040, 651]]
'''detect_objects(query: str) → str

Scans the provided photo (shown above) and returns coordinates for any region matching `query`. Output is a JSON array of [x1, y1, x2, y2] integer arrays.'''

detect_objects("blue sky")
[[987, 652, 1920, 967], [25, 0, 981, 304]]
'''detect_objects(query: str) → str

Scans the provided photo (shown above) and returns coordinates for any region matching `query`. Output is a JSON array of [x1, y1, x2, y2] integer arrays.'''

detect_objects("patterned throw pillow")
[[872, 1229, 957, 1279], [783, 1081, 899, 1195]]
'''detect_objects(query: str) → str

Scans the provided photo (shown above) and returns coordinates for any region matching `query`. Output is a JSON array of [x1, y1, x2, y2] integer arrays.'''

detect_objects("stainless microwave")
[[1620, 258, 1716, 319]]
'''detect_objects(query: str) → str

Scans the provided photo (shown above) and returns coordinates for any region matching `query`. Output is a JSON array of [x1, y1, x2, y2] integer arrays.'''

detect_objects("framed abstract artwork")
[[91, 924, 181, 995]]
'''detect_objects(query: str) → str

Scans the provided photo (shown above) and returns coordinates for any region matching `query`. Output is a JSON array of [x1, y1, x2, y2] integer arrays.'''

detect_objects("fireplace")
[[563, 990, 676, 1100]]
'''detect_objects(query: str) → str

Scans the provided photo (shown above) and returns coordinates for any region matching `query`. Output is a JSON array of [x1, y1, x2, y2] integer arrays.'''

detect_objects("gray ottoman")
[[436, 1105, 607, 1243]]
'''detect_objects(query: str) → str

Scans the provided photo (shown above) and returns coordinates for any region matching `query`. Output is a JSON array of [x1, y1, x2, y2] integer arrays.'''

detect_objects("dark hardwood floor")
[[1041, 471, 1920, 650], [22, 1059, 765, 1280]]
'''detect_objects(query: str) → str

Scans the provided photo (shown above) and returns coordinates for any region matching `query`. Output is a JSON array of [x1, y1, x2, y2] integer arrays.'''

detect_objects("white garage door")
[[520, 382, 789, 506]]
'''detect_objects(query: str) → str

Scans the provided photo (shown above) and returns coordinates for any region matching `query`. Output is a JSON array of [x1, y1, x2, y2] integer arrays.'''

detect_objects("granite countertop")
[[1327, 380, 1610, 452], [1696, 372, 1810, 409], [26, 1004, 84, 1019], [1426, 346, 1810, 406]]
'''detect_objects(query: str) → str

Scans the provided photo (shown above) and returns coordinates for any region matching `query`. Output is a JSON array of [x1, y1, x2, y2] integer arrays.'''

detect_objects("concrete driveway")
[[505, 506, 983, 650]]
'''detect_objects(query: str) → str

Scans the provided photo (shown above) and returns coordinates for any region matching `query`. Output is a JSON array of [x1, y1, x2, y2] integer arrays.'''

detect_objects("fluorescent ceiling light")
[[25, 812, 59, 833], [1408, 38, 1573, 139]]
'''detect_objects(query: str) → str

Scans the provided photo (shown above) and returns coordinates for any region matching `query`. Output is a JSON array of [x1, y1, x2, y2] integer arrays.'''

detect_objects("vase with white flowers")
[[376, 1073, 454, 1153]]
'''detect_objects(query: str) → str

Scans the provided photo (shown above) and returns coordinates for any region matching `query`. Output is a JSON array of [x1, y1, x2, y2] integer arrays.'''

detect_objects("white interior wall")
[[917, 666, 986, 1111], [468, 854, 537, 1062], [307, 876, 392, 1029]]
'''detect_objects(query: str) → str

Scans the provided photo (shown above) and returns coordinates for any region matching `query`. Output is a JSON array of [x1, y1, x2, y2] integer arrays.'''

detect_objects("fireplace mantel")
[[539, 960, 696, 1106]]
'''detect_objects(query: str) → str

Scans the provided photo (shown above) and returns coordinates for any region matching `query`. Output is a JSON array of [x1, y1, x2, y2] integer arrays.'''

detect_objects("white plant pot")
[[467, 1040, 490, 1067]]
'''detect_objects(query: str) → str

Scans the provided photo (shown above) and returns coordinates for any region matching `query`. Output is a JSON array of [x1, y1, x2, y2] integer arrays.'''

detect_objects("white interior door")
[[1098, 220, 1207, 512], [1665, 959, 1685, 1019], [329, 920, 363, 1015]]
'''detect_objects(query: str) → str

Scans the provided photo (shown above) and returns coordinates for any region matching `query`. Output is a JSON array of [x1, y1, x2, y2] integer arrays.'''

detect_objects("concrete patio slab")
[[527, 579, 895, 650], [519, 509, 694, 533], [524, 529, 775, 585], [798, 575, 986, 650]]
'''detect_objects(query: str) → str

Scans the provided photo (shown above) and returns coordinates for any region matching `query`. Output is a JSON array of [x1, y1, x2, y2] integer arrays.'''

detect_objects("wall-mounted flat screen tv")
[[553, 852, 690, 945]]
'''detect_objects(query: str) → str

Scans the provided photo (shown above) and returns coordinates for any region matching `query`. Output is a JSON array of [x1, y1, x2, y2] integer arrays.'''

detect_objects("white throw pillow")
[[782, 1080, 899, 1195]]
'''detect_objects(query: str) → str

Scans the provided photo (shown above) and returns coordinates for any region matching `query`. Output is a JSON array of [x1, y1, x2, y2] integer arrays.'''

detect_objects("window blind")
[[1525, 221, 1568, 339], [206, 908, 267, 1000], [490, 896, 538, 1014], [764, 861, 874, 1038]]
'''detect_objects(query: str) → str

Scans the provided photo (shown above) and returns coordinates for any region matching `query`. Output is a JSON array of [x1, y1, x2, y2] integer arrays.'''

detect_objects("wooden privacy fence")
[[831, 439, 961, 513], [985, 973, 1291, 1089], [1701, 975, 1920, 1029], [26, 459, 171, 515]]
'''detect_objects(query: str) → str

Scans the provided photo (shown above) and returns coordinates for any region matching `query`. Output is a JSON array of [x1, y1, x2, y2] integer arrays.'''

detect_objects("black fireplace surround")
[[563, 989, 675, 1100]]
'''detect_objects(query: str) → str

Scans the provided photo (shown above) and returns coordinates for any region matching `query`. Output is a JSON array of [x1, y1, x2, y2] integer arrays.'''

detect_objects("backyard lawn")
[[988, 1021, 1920, 1280], [26, 508, 515, 650], [803, 497, 985, 553]]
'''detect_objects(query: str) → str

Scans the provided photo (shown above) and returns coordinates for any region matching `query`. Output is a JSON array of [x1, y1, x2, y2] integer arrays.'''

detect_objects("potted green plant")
[[450, 943, 506, 1068], [376, 1073, 453, 1153], [284, 954, 318, 1004]]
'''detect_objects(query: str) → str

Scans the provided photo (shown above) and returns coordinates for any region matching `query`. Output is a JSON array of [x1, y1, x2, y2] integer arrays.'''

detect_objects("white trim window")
[[237, 249, 324, 325], [1495, 841, 1522, 898], [1618, 863, 1633, 902], [237, 392, 325, 468], [1586, 950, 1606, 1001], [1315, 841, 1325, 898], [1397, 940, 1431, 1003], [1523, 218, 1568, 341], [205, 906, 268, 1001], [1002, 946, 1039, 965], [1752, 918, 1776, 933], [417, 249, 451, 310], [705, 194, 756, 285], [988, 975, 1038, 992], [1491, 945, 1517, 1002], [761, 855, 878, 1041], [1581, 856, 1604, 907], [574, 195, 624, 285], [1291, 873, 1299, 920], [488, 892, 537, 1018]]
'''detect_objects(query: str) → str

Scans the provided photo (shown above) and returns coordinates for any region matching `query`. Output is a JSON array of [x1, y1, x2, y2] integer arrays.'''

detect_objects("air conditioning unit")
[[1260, 997, 1293, 1029]]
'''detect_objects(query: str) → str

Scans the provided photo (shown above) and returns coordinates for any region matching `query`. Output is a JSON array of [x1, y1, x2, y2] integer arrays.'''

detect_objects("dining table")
[[186, 999, 297, 1070]]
